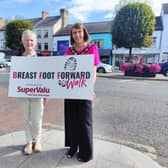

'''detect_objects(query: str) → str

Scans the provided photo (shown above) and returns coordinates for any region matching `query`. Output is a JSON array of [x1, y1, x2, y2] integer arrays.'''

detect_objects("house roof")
[[155, 16, 163, 31], [0, 15, 60, 31], [26, 16, 60, 28], [54, 21, 112, 36], [162, 3, 168, 14], [27, 18, 42, 26], [85, 21, 112, 34]]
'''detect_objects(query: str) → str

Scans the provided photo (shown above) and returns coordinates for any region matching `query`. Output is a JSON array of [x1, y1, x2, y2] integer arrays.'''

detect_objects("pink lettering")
[[13, 72, 17, 79], [66, 78, 87, 89], [57, 72, 60, 79], [39, 72, 42, 79]]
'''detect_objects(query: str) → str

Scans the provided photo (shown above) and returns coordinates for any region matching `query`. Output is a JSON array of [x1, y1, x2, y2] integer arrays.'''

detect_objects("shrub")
[[121, 62, 161, 76]]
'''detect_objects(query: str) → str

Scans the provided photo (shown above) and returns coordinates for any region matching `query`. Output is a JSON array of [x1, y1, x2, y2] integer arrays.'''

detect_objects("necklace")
[[75, 43, 88, 50]]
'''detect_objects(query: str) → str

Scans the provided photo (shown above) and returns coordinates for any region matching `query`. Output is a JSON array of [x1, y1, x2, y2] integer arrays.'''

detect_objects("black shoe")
[[66, 147, 77, 159], [77, 154, 92, 162]]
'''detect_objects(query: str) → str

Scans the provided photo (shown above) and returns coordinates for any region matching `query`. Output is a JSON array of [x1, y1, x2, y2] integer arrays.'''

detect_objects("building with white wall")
[[159, 3, 168, 62], [29, 9, 68, 51], [0, 9, 68, 54]]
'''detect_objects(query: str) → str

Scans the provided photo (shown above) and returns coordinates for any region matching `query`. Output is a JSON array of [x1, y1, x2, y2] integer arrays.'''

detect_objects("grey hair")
[[22, 29, 37, 41]]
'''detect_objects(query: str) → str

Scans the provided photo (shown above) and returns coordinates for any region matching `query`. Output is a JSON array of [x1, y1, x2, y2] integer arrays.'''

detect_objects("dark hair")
[[70, 23, 90, 45]]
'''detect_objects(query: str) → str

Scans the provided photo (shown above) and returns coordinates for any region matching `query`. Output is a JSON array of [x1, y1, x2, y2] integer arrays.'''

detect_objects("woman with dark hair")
[[64, 23, 100, 162]]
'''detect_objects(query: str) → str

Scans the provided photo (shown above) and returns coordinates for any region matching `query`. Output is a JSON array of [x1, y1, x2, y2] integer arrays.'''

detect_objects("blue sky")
[[0, 0, 167, 24]]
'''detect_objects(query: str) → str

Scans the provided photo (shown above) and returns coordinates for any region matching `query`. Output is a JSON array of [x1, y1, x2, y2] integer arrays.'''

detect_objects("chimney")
[[42, 11, 49, 19], [0, 17, 5, 28], [60, 8, 68, 28]]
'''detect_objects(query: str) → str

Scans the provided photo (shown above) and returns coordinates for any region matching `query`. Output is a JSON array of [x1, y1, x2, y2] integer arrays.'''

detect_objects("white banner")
[[8, 55, 94, 99]]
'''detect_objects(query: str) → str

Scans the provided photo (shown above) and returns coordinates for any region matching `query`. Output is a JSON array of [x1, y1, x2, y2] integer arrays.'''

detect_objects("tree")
[[112, 2, 155, 61], [5, 20, 32, 52], [114, 0, 150, 12]]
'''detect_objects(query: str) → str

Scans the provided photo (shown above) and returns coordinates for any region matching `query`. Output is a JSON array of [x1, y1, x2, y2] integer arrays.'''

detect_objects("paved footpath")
[[0, 129, 165, 168], [97, 72, 168, 81]]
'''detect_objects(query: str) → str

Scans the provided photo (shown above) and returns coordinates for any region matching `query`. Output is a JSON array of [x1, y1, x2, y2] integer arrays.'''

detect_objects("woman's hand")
[[93, 91, 96, 100], [89, 91, 96, 101], [43, 98, 47, 107]]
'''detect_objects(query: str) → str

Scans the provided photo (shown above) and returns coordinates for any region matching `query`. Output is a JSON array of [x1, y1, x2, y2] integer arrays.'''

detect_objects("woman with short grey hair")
[[18, 29, 47, 155]]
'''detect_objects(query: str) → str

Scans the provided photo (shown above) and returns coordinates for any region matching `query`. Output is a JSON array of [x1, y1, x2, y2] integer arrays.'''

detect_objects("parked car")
[[159, 61, 168, 76], [97, 62, 112, 73], [5, 59, 11, 67], [0, 53, 7, 68], [97, 62, 119, 73], [0, 62, 6, 68]]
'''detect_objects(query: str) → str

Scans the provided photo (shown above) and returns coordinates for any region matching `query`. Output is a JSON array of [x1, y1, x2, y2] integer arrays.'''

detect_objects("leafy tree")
[[114, 0, 150, 12], [5, 20, 32, 52], [112, 2, 155, 61]]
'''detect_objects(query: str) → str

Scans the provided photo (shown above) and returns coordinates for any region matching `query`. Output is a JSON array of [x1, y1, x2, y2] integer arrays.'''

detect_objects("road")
[[94, 78, 168, 167], [94, 77, 168, 167], [0, 71, 168, 167]]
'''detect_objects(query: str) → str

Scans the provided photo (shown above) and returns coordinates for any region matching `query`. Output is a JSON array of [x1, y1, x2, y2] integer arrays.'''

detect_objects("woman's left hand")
[[89, 91, 96, 101]]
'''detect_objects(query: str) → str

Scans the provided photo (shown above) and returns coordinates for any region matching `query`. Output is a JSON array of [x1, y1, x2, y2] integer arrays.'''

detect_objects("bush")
[[121, 63, 161, 77]]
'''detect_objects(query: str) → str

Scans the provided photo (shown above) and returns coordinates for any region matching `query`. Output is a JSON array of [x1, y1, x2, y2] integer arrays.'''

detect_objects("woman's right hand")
[[93, 91, 96, 100], [43, 98, 47, 107]]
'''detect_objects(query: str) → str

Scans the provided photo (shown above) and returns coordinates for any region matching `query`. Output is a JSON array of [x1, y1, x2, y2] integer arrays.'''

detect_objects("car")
[[0, 61, 6, 68], [97, 62, 120, 73], [159, 61, 168, 76], [5, 59, 11, 67], [97, 62, 112, 73], [96, 62, 119, 73], [0, 53, 7, 68]]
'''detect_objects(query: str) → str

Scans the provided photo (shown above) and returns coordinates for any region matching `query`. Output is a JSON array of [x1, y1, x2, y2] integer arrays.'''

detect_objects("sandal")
[[24, 143, 33, 155], [66, 147, 77, 158], [33, 142, 42, 153]]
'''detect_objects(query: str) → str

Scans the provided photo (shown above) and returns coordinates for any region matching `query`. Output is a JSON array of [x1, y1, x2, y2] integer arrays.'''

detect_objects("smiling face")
[[70, 23, 89, 46], [22, 35, 36, 52], [71, 27, 85, 45]]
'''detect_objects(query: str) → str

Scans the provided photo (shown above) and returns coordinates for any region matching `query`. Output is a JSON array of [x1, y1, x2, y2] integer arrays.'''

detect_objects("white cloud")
[[69, 0, 118, 21], [104, 12, 114, 19], [68, 0, 168, 22], [151, 0, 168, 16]]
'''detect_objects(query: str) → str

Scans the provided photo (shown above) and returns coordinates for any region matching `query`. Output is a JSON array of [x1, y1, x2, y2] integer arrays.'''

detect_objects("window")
[[57, 40, 69, 51], [3, 41, 5, 49], [37, 43, 41, 50], [91, 39, 104, 48], [152, 37, 156, 48], [0, 33, 3, 40], [44, 30, 48, 38], [0, 40, 5, 49], [37, 30, 42, 38], [44, 43, 48, 50], [0, 41, 2, 49]]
